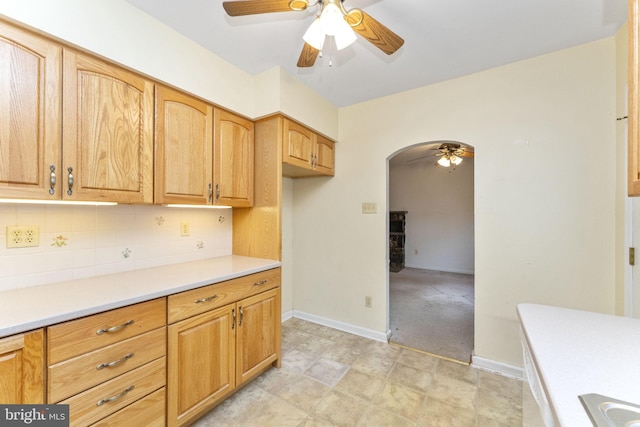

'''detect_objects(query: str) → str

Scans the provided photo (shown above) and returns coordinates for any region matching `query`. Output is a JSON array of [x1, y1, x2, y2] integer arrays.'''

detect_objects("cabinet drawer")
[[168, 268, 280, 324], [48, 298, 166, 364], [61, 357, 165, 427], [48, 327, 166, 403], [92, 387, 165, 427]]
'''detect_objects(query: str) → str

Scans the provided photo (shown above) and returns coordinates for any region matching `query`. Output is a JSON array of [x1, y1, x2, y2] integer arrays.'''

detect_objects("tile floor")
[[193, 318, 523, 426]]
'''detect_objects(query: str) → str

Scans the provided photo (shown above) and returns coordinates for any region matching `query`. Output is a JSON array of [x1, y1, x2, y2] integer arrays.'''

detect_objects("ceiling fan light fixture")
[[319, 3, 356, 50], [437, 156, 451, 167], [303, 17, 325, 50], [451, 155, 463, 165]]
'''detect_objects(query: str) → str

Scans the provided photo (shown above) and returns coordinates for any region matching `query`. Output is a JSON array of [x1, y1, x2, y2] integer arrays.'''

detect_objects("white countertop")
[[0, 255, 281, 338], [517, 303, 640, 426]]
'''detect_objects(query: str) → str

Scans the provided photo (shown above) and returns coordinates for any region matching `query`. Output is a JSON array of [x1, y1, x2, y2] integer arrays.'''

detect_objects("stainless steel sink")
[[579, 393, 640, 427]]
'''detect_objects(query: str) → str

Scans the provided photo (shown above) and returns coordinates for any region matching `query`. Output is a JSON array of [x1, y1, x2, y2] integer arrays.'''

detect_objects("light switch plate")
[[362, 202, 377, 214]]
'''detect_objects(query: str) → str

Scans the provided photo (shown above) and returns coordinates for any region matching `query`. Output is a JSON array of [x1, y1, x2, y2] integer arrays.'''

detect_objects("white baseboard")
[[281, 310, 293, 323], [472, 355, 524, 380], [289, 310, 388, 343]]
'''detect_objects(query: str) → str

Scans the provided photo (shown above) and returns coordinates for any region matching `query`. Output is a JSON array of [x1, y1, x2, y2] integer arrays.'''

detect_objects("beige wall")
[[616, 23, 629, 316], [293, 38, 618, 367]]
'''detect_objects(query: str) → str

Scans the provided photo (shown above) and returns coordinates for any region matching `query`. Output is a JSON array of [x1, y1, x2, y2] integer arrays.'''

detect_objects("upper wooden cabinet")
[[214, 109, 254, 207], [63, 50, 154, 203], [0, 329, 44, 404], [0, 22, 153, 203], [0, 21, 61, 200], [155, 85, 214, 204], [282, 118, 335, 178], [630, 0, 640, 196], [155, 85, 253, 207]]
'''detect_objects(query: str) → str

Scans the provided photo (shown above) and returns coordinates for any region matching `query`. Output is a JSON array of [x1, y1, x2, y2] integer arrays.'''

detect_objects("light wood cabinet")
[[0, 329, 44, 404], [47, 299, 166, 426], [630, 0, 640, 196], [236, 288, 281, 386], [234, 115, 336, 260], [155, 85, 253, 207], [166, 268, 281, 427], [155, 85, 214, 205], [214, 109, 254, 207], [0, 21, 61, 200], [167, 304, 235, 427], [282, 118, 335, 178], [62, 49, 154, 203]]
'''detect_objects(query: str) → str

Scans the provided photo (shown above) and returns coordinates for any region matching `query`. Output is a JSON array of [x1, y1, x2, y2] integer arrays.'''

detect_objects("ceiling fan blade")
[[346, 9, 404, 55], [297, 42, 319, 67], [223, 0, 295, 16]]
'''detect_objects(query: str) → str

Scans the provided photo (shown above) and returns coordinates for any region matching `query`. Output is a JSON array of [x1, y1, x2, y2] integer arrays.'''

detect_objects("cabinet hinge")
[[630, 247, 636, 266]]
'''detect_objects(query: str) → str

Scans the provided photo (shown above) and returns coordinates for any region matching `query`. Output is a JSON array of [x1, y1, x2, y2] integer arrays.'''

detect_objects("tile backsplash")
[[0, 203, 232, 292]]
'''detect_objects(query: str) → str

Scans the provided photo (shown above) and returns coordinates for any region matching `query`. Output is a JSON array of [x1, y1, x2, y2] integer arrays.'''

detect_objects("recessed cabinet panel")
[[314, 134, 335, 176], [167, 305, 235, 427], [63, 50, 153, 203], [0, 21, 60, 199], [0, 330, 44, 404], [155, 86, 213, 204], [236, 288, 280, 386], [214, 109, 254, 207], [283, 120, 314, 169]]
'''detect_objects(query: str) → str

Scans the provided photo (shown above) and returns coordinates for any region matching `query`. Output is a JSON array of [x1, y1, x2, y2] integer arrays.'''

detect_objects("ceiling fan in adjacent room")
[[222, 0, 404, 67], [406, 143, 475, 168]]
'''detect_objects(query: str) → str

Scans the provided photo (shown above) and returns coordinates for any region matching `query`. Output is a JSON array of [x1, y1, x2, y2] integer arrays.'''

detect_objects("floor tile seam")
[[356, 402, 419, 427]]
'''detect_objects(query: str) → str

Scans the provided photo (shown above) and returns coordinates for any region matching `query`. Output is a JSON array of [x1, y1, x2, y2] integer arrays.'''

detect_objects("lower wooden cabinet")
[[167, 268, 281, 427], [47, 299, 167, 426], [0, 329, 44, 404], [236, 288, 281, 386]]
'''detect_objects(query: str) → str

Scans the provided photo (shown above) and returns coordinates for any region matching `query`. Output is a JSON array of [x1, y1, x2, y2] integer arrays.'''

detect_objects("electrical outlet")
[[365, 296, 372, 308], [180, 222, 190, 237], [6, 225, 40, 248]]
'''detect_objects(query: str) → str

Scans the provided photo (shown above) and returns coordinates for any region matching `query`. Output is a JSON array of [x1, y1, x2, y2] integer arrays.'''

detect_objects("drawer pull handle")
[[96, 353, 135, 370], [239, 306, 244, 327], [96, 385, 135, 407], [253, 279, 268, 286], [232, 308, 236, 330], [96, 320, 135, 335], [195, 294, 218, 304]]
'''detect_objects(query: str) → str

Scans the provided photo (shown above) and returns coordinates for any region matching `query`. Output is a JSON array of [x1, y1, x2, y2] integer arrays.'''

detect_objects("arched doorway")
[[387, 141, 475, 363]]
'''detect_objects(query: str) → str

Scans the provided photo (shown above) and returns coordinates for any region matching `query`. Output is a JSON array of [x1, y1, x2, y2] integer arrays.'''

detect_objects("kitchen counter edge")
[[0, 255, 281, 338]]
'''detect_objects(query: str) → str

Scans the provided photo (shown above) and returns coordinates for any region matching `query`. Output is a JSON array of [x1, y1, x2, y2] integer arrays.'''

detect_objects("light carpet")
[[389, 268, 474, 363]]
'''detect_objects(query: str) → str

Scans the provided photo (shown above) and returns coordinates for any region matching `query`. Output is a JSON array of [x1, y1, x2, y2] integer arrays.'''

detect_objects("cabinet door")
[[155, 85, 213, 204], [0, 329, 44, 404], [283, 119, 314, 169], [62, 50, 153, 203], [630, 0, 640, 196], [167, 305, 235, 427], [0, 22, 61, 200], [214, 109, 254, 207], [236, 288, 281, 386], [314, 134, 335, 176]]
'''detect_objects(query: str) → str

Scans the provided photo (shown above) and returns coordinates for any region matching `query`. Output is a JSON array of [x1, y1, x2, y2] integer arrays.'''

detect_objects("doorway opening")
[[387, 141, 475, 363]]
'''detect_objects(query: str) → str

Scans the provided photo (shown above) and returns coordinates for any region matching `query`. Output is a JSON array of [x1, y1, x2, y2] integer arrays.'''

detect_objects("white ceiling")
[[126, 0, 627, 108]]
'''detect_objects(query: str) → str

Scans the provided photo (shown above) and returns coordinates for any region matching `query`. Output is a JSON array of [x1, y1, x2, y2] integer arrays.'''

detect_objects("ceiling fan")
[[222, 0, 404, 67], [407, 143, 475, 168]]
